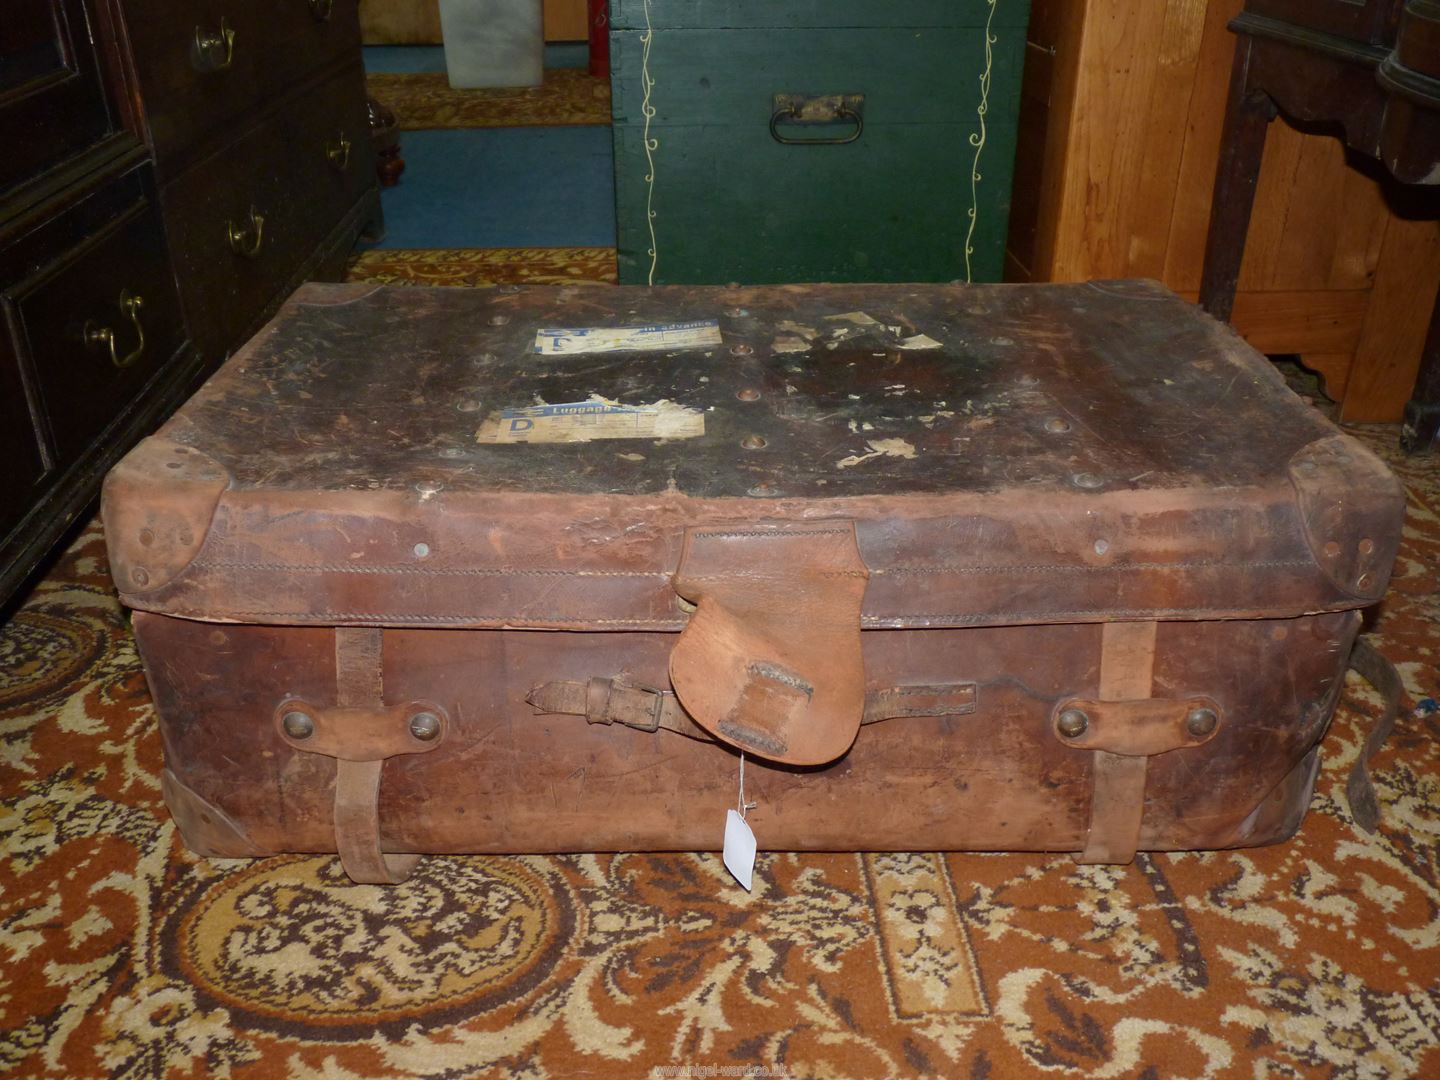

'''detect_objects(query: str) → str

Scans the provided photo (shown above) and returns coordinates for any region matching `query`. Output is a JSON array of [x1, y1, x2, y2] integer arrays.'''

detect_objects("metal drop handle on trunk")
[[770, 93, 865, 145]]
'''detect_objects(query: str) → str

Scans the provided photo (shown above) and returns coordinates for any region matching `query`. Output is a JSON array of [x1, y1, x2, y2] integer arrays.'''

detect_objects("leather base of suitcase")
[[137, 609, 1355, 868]]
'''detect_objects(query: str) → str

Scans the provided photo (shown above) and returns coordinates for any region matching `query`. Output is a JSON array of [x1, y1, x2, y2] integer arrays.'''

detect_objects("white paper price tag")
[[723, 809, 757, 892]]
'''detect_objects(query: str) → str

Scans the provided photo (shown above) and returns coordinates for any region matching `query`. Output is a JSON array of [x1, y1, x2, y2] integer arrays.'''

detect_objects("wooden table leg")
[[1199, 37, 1278, 323], [1401, 283, 1440, 454]]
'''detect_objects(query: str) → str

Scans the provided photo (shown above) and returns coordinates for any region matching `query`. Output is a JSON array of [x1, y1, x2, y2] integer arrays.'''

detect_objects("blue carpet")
[[363, 43, 589, 74], [364, 127, 615, 249]]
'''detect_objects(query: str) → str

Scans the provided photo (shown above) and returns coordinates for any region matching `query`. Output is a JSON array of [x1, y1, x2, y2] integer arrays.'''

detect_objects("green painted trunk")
[[609, 0, 1031, 286]]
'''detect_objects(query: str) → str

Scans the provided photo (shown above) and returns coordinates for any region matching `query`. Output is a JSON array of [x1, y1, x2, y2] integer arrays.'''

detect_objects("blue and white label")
[[533, 320, 723, 355], [476, 396, 705, 443]]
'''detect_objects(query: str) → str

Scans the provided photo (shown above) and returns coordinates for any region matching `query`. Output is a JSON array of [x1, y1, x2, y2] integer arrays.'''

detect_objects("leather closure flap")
[[1052, 695, 1221, 757], [274, 698, 449, 761], [669, 521, 869, 766]]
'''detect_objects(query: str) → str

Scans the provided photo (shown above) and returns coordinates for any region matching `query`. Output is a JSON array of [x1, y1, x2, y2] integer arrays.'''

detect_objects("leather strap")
[[335, 759, 420, 885], [1077, 621, 1159, 865], [527, 677, 977, 742], [1345, 636, 1403, 833], [669, 522, 870, 766], [329, 627, 422, 885]]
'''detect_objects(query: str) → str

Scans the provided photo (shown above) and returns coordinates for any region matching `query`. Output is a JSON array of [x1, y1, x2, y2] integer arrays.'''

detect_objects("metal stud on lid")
[[409, 711, 442, 741], [1057, 708, 1090, 738], [1185, 707, 1218, 738], [283, 711, 315, 739]]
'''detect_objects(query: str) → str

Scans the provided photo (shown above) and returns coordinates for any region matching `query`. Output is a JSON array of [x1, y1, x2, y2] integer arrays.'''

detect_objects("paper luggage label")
[[723, 809, 757, 892], [476, 396, 705, 443], [533, 320, 723, 355]]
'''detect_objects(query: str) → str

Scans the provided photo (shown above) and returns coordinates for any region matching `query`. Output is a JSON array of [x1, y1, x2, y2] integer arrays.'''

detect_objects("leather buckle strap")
[[1065, 621, 1225, 866], [585, 676, 667, 732], [1345, 636, 1403, 833], [528, 677, 978, 741], [669, 521, 870, 766], [277, 627, 447, 884]]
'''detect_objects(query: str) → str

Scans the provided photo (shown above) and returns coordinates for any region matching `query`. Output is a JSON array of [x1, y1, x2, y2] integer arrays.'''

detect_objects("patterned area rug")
[[2, 266, 1439, 1073], [348, 246, 617, 287], [366, 69, 611, 130]]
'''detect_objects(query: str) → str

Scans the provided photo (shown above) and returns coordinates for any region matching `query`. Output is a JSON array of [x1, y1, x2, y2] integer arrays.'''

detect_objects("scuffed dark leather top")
[[102, 281, 1407, 629], [170, 280, 1329, 498]]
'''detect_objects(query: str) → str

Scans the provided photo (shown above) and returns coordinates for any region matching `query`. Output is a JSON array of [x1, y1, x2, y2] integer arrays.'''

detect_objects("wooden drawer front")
[[11, 191, 187, 465], [610, 25, 1027, 284], [0, 349, 47, 540], [125, 0, 360, 170], [163, 63, 369, 359]]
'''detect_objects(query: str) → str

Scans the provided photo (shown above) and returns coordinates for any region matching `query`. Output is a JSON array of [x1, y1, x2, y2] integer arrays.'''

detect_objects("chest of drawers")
[[1, 0, 377, 609]]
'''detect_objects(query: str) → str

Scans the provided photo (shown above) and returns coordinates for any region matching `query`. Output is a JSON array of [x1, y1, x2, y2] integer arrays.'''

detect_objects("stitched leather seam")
[[682, 571, 869, 581], [877, 559, 1313, 575], [192, 561, 670, 578], [152, 609, 681, 625], [690, 528, 853, 540], [190, 558, 1309, 579], [144, 603, 1338, 626]]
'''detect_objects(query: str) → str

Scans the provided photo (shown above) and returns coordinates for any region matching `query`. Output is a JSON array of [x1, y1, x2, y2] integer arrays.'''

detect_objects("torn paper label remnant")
[[897, 333, 943, 350], [533, 320, 723, 355], [477, 397, 705, 443]]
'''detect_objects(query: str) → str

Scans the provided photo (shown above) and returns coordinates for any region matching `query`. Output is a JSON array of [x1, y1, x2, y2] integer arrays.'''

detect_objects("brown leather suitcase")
[[102, 279, 1405, 884]]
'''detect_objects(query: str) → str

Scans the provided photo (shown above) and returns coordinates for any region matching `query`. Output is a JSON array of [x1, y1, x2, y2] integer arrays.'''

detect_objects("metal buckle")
[[616, 679, 670, 733]]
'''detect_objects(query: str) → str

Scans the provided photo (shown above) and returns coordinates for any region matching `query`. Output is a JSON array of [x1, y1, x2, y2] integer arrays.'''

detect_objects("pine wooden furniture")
[[1008, 0, 1440, 425], [1200, 0, 1440, 451], [1, 0, 377, 610]]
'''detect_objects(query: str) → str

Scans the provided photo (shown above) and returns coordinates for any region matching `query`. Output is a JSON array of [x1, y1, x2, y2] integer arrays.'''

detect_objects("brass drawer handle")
[[226, 207, 266, 258], [326, 134, 351, 171], [193, 18, 236, 72], [308, 0, 334, 21], [84, 290, 146, 369]]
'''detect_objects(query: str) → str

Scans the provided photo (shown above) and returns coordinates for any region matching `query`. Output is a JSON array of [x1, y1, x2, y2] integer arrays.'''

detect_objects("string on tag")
[[737, 752, 757, 819]]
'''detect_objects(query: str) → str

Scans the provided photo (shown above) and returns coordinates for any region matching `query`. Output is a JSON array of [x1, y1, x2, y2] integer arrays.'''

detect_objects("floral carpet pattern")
[[347, 246, 617, 288], [365, 69, 611, 130], [0, 415, 1437, 1076]]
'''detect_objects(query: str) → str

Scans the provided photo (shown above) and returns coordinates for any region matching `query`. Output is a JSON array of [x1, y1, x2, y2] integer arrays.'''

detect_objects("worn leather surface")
[[109, 280, 1404, 862], [139, 610, 1364, 857], [1055, 697, 1220, 756], [526, 676, 979, 742], [1078, 621, 1159, 865], [669, 522, 869, 765], [102, 282, 1405, 631]]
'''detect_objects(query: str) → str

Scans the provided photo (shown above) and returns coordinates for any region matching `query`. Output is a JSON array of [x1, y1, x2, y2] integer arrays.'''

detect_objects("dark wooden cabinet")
[[0, 0, 118, 193], [1200, 0, 1440, 452], [1244, 0, 1402, 44], [1, 156, 200, 605], [1, 0, 379, 610]]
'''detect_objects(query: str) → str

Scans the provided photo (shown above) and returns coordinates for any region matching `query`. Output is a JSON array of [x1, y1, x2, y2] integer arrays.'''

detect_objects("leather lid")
[[102, 281, 1406, 629]]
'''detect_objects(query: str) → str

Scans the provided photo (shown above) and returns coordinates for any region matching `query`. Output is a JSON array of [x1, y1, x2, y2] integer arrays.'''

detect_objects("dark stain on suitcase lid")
[[100, 280, 1405, 628]]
